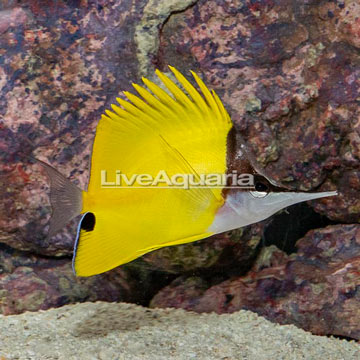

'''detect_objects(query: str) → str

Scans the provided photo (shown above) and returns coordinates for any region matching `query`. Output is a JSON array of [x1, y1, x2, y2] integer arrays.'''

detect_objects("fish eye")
[[250, 180, 269, 198], [255, 181, 269, 192]]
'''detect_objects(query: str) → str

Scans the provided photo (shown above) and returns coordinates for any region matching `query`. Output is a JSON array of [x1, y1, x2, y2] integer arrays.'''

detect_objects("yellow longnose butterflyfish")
[[39, 66, 337, 276]]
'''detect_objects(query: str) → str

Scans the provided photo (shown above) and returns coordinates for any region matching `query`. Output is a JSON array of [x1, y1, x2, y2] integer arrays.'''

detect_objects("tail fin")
[[37, 160, 83, 238]]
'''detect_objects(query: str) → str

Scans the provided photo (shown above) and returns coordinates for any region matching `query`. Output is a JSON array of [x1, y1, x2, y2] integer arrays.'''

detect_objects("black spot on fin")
[[80, 212, 96, 232]]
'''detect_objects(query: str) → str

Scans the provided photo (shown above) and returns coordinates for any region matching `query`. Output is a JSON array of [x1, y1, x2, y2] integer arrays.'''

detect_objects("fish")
[[39, 66, 337, 277]]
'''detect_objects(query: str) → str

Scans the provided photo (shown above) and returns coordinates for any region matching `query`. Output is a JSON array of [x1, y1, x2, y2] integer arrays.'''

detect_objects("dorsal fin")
[[88, 66, 233, 201]]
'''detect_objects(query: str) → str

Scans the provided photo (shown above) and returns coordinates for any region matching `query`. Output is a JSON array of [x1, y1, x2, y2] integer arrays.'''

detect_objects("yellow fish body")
[[41, 66, 337, 277]]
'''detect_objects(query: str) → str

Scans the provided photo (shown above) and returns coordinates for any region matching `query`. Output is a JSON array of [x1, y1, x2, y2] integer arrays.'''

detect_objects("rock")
[[147, 0, 360, 335], [1, 0, 360, 339], [159, 0, 360, 222], [0, 0, 264, 315], [142, 223, 263, 273], [0, 243, 136, 315], [151, 224, 360, 340], [0, 301, 360, 359], [0, 0, 262, 275], [0, 0, 143, 254], [0, 0, 213, 261]]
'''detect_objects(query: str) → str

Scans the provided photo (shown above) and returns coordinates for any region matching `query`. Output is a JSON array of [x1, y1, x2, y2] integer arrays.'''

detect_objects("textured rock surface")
[[0, 0, 266, 289], [151, 224, 360, 339], [1, 301, 360, 360], [0, 0, 264, 263], [0, 0, 263, 316], [159, 0, 360, 222], [0, 243, 137, 315], [142, 223, 263, 273], [1, 0, 360, 340], [0, 0, 143, 255]]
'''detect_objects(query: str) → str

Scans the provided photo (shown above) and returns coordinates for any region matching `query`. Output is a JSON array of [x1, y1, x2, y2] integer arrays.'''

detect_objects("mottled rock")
[[142, 223, 263, 273], [151, 224, 360, 339], [1, 0, 360, 336], [0, 243, 136, 315], [0, 0, 144, 254], [159, 0, 360, 222], [0, 0, 265, 275], [0, 0, 261, 315], [0, 0, 212, 260]]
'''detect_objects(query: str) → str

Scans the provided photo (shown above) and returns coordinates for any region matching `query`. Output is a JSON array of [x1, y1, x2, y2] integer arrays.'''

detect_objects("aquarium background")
[[0, 0, 360, 341]]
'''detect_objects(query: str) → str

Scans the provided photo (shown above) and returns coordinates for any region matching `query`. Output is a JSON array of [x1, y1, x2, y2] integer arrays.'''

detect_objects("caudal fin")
[[37, 160, 83, 238]]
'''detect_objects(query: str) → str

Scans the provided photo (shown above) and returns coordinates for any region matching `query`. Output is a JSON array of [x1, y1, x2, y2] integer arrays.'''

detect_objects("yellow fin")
[[88, 66, 232, 195]]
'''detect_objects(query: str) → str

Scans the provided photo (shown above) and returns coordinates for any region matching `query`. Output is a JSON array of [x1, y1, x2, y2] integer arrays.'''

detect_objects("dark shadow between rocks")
[[263, 202, 338, 254], [330, 334, 359, 342]]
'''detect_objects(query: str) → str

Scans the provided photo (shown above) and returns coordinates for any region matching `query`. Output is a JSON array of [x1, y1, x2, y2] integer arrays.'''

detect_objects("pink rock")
[[0, 243, 136, 315], [159, 0, 360, 222], [0, 0, 142, 254], [151, 225, 360, 339]]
